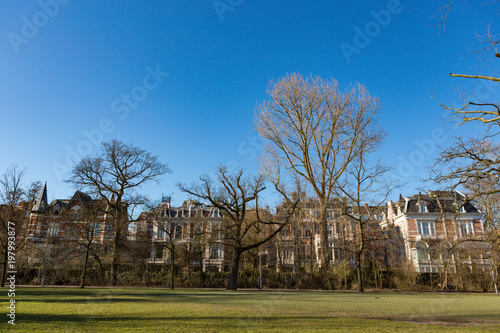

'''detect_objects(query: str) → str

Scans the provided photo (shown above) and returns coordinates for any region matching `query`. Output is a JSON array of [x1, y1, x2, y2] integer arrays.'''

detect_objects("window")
[[418, 203, 427, 213], [416, 241, 428, 260], [175, 225, 182, 239], [305, 226, 311, 238], [327, 225, 333, 235], [48, 225, 59, 236], [90, 223, 101, 237], [417, 221, 435, 236], [296, 226, 301, 238], [158, 227, 165, 239], [460, 222, 473, 237], [210, 247, 219, 260], [194, 225, 202, 235], [155, 245, 164, 259]]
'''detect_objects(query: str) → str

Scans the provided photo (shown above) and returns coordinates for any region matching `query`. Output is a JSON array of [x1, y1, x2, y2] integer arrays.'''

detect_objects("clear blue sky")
[[1, 1, 498, 206]]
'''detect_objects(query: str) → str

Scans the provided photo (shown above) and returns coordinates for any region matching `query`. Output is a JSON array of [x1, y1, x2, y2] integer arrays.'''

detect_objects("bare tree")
[[155, 219, 179, 289], [0, 166, 41, 287], [432, 2, 500, 188], [67, 140, 170, 286], [256, 73, 383, 269], [463, 177, 500, 292], [178, 166, 297, 290], [431, 139, 500, 195], [335, 153, 395, 292], [63, 195, 108, 287]]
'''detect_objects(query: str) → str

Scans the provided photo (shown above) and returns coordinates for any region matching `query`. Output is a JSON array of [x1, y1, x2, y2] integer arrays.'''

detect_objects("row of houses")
[[24, 184, 491, 274]]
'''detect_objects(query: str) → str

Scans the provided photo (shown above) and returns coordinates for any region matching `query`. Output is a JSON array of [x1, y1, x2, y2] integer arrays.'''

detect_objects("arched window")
[[416, 241, 428, 260], [175, 225, 182, 239]]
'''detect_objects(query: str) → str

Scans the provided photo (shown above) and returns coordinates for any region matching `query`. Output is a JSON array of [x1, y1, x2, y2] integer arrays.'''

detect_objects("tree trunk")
[[170, 247, 175, 290], [111, 228, 121, 286], [318, 201, 330, 271], [1, 249, 8, 287], [320, 220, 329, 271], [80, 243, 90, 288], [227, 249, 241, 290], [357, 253, 364, 292], [384, 246, 391, 289]]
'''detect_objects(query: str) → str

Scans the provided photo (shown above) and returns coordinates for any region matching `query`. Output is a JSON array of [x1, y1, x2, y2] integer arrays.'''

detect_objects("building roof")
[[400, 191, 479, 214]]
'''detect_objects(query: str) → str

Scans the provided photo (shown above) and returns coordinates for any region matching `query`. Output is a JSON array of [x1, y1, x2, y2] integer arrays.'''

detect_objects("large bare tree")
[[255, 73, 383, 269], [67, 140, 170, 286], [178, 166, 297, 290]]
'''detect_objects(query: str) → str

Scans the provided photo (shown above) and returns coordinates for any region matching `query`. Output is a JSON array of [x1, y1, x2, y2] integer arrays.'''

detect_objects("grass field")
[[2, 287, 500, 332]]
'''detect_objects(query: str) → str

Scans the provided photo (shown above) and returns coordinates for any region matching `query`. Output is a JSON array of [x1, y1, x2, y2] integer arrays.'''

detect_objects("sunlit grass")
[[2, 287, 500, 332]]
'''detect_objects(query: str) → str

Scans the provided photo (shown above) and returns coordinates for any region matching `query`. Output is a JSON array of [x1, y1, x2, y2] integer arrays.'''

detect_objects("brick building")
[[26, 183, 117, 265], [148, 198, 231, 272], [384, 191, 489, 272]]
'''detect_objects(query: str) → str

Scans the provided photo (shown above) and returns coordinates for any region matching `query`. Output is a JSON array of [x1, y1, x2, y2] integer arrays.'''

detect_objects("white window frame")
[[417, 221, 435, 237], [460, 221, 474, 237]]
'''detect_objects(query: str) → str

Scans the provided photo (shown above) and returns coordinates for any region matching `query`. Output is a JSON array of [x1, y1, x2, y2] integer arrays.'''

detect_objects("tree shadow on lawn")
[[16, 289, 278, 304], [18, 313, 500, 328]]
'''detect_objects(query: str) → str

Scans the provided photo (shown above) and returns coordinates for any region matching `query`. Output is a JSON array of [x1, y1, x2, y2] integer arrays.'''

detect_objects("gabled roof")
[[70, 191, 93, 203]]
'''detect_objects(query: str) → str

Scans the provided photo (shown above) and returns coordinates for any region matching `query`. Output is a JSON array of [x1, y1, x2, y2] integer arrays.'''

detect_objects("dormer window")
[[418, 203, 427, 213]]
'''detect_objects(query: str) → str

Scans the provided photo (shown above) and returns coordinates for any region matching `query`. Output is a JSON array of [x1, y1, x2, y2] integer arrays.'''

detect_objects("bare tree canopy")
[[178, 166, 297, 290], [255, 72, 384, 269], [435, 1, 500, 128], [68, 140, 170, 203], [67, 139, 170, 285], [432, 2, 500, 196], [432, 138, 500, 194]]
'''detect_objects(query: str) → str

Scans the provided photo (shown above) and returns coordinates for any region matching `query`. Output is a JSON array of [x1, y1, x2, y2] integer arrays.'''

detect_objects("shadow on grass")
[[16, 289, 288, 304], [17, 313, 500, 329]]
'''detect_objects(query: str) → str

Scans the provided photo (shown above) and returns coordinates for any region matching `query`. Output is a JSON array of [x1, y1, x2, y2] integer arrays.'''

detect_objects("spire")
[[33, 182, 48, 212], [106, 193, 116, 211]]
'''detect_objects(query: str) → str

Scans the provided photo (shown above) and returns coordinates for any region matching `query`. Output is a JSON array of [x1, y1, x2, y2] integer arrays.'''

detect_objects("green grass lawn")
[[2, 287, 500, 332]]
